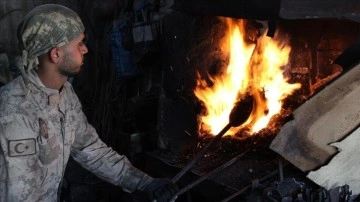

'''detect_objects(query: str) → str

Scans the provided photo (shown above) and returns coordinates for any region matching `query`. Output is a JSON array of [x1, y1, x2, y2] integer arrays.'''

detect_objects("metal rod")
[[170, 148, 251, 201], [172, 123, 232, 183], [278, 157, 284, 182], [221, 169, 279, 202]]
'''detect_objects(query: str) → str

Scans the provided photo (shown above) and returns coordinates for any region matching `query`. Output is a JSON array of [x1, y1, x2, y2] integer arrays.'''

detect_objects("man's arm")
[[69, 98, 153, 192], [67, 86, 178, 201]]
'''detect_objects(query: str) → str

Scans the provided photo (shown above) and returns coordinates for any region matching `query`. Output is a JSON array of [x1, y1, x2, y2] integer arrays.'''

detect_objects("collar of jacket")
[[22, 70, 67, 111]]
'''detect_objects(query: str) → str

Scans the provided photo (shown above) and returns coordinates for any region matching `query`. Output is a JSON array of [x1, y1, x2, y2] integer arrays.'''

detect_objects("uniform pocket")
[[64, 111, 77, 145], [64, 126, 75, 145], [37, 134, 60, 165]]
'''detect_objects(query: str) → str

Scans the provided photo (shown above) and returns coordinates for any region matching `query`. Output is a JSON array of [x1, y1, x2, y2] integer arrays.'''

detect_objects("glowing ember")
[[194, 18, 301, 136]]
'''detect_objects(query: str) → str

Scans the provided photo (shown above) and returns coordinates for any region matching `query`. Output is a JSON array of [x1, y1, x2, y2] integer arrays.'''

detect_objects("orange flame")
[[194, 18, 301, 136]]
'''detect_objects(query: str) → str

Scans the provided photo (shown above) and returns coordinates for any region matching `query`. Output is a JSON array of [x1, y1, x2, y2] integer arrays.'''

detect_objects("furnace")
[[153, 7, 360, 201]]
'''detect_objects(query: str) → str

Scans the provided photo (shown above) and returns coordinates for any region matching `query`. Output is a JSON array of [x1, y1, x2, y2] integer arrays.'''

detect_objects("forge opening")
[[154, 16, 360, 201], [191, 18, 360, 140]]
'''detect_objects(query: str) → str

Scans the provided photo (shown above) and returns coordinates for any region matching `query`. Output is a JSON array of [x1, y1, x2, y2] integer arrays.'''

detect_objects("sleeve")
[[69, 96, 153, 193]]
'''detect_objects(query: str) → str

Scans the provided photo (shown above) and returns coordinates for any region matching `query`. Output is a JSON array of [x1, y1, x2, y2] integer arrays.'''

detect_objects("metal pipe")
[[279, 157, 284, 182]]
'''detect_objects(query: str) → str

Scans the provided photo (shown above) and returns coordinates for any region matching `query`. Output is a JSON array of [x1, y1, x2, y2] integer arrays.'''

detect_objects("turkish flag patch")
[[8, 138, 37, 157]]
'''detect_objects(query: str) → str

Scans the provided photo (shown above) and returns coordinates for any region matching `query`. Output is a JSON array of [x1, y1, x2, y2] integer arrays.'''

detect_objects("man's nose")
[[82, 45, 88, 54]]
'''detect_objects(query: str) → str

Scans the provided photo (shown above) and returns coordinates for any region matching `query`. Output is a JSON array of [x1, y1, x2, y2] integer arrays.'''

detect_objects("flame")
[[194, 18, 301, 136]]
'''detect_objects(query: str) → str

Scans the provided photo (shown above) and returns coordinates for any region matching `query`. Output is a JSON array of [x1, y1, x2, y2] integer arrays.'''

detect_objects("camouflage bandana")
[[17, 4, 85, 74]]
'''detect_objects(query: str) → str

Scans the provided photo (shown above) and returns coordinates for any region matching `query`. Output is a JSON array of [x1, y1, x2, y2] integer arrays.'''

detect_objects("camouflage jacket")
[[0, 70, 153, 201]]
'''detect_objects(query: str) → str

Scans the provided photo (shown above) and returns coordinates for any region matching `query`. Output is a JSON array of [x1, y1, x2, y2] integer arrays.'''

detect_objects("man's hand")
[[144, 178, 178, 202]]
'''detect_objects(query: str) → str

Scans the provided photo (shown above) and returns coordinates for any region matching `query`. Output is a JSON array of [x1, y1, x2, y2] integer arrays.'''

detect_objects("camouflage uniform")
[[0, 4, 153, 202]]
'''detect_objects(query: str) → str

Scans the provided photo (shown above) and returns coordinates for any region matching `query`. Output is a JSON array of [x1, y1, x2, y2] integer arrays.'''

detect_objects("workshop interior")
[[1, 0, 360, 201]]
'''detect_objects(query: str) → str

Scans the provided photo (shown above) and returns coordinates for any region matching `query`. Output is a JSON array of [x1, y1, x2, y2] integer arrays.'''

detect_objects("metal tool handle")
[[170, 148, 250, 201], [171, 123, 232, 183]]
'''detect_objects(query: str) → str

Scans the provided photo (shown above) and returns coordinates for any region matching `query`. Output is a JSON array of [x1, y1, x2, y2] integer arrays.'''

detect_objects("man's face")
[[58, 33, 88, 77]]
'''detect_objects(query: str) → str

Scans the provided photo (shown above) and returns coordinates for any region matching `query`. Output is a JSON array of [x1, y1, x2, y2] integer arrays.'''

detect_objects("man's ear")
[[49, 47, 61, 63]]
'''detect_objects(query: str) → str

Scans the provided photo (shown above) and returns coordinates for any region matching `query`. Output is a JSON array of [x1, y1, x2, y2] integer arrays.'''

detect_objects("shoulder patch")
[[8, 138, 37, 157]]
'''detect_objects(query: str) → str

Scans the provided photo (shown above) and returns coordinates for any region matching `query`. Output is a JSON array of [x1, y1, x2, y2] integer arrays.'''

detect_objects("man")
[[0, 4, 177, 202]]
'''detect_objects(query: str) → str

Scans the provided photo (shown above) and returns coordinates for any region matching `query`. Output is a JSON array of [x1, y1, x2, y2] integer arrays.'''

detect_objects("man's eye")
[[82, 38, 88, 45], [79, 39, 87, 46], [78, 40, 87, 47], [83, 34, 88, 45]]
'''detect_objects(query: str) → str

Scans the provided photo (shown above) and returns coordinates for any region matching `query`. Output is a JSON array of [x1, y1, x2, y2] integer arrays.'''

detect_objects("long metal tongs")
[[170, 148, 251, 201], [170, 93, 254, 201], [172, 93, 254, 183]]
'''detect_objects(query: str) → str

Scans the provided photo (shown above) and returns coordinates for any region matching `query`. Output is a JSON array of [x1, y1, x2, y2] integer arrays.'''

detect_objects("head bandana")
[[16, 4, 85, 74]]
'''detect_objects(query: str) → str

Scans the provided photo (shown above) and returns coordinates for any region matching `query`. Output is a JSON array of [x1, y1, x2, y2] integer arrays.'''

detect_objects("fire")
[[194, 18, 301, 136]]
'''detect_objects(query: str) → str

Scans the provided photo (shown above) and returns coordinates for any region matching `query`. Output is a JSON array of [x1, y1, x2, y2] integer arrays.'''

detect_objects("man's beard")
[[59, 56, 84, 77], [59, 67, 81, 77]]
